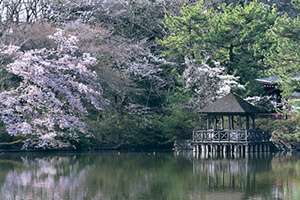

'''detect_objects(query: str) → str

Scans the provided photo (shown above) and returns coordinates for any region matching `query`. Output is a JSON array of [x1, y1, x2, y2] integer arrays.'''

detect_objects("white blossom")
[[0, 45, 20, 55], [246, 96, 277, 112], [183, 57, 241, 109]]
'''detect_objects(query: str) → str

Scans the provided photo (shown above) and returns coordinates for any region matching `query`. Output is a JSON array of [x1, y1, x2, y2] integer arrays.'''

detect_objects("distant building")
[[256, 74, 300, 110], [256, 76, 282, 108]]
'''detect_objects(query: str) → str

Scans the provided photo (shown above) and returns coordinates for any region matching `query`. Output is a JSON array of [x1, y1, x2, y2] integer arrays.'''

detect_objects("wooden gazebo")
[[192, 93, 271, 156]]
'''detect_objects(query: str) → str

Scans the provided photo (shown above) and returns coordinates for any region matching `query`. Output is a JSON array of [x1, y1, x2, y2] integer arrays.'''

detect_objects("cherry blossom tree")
[[0, 29, 108, 150]]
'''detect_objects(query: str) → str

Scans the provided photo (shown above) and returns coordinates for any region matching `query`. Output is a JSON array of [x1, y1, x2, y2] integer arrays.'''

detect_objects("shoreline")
[[0, 147, 299, 154]]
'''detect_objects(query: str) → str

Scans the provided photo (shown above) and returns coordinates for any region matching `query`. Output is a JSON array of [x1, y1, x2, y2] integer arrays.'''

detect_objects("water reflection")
[[0, 152, 299, 200]]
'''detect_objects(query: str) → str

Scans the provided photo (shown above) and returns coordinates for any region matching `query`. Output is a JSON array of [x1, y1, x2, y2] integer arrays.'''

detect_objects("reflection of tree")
[[0, 153, 298, 200], [271, 154, 300, 200], [0, 154, 195, 200], [0, 155, 95, 200]]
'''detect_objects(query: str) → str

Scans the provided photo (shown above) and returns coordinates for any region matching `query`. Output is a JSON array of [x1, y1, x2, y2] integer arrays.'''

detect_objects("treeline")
[[0, 0, 299, 150]]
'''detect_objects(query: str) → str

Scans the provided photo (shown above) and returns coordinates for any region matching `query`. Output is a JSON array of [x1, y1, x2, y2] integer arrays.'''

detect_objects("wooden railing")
[[192, 129, 270, 143]]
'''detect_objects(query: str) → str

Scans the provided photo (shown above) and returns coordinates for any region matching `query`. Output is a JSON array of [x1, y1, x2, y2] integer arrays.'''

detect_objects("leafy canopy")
[[161, 0, 278, 95], [266, 6, 300, 97]]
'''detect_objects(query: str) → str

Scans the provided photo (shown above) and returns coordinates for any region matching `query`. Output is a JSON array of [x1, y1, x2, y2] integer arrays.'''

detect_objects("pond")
[[0, 152, 299, 200]]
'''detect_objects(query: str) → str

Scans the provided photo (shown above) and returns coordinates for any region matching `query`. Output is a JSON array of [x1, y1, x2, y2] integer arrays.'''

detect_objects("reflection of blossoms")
[[0, 30, 108, 149], [0, 157, 93, 200], [183, 57, 241, 109]]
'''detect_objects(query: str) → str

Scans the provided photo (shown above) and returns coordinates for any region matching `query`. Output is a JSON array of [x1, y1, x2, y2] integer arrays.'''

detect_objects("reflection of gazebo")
[[192, 93, 271, 155]]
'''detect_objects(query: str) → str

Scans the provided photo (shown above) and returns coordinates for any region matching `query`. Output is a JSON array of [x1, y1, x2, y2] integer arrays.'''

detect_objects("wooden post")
[[222, 116, 225, 130], [207, 116, 210, 129], [246, 116, 250, 130], [215, 116, 218, 130], [233, 145, 237, 154], [228, 115, 231, 129], [242, 145, 245, 156], [267, 144, 270, 152], [245, 144, 249, 153], [252, 115, 256, 129], [214, 145, 217, 154]]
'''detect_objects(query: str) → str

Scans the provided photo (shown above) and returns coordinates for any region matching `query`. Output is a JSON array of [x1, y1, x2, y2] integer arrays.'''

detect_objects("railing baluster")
[[191, 128, 268, 144]]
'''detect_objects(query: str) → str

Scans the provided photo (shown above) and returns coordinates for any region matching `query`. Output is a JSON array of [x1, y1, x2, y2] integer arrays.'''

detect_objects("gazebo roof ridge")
[[198, 93, 261, 114]]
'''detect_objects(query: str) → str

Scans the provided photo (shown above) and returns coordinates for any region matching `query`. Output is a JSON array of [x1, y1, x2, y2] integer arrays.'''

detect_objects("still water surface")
[[0, 152, 299, 200]]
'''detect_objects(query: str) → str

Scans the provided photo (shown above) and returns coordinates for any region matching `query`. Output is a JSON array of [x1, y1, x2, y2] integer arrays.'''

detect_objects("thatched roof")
[[198, 93, 261, 114]]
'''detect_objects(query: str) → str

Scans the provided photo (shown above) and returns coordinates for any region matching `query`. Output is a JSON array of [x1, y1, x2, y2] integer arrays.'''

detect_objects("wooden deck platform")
[[192, 129, 272, 155]]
